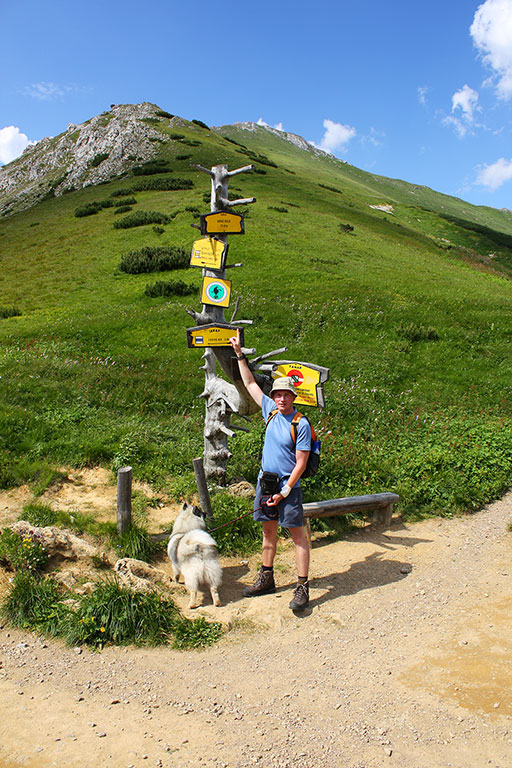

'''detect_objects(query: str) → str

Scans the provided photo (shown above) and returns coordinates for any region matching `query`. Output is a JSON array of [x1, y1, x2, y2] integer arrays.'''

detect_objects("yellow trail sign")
[[272, 362, 329, 407], [200, 211, 244, 235], [190, 238, 228, 270], [187, 324, 244, 348]]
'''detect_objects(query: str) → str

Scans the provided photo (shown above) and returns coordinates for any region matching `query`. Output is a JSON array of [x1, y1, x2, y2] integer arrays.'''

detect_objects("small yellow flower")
[[100, 627, 106, 633]]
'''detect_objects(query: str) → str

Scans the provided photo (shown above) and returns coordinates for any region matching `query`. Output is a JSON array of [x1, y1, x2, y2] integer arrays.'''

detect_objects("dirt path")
[[1, 483, 511, 768]]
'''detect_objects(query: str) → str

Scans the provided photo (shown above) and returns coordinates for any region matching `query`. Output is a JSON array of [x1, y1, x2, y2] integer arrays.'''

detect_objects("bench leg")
[[373, 504, 394, 527]]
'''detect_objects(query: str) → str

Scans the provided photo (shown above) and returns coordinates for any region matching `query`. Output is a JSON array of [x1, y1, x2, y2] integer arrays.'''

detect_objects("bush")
[[74, 199, 114, 217], [0, 572, 65, 633], [20, 502, 58, 527], [111, 523, 158, 562], [155, 110, 174, 119], [131, 176, 193, 192], [144, 280, 196, 298], [396, 322, 440, 342], [113, 205, 133, 215], [118, 245, 189, 274], [113, 211, 171, 229], [114, 197, 137, 206], [110, 188, 135, 197], [176, 154, 192, 160], [60, 579, 222, 649], [0, 528, 48, 574], [132, 159, 172, 176], [340, 223, 354, 233], [89, 152, 109, 168], [0, 306, 21, 319], [268, 206, 288, 213], [169, 133, 185, 140], [209, 493, 261, 556], [192, 119, 210, 130]]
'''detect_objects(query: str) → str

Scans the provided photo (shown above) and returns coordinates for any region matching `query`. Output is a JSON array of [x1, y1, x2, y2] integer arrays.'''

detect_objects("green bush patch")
[[145, 280, 196, 298], [118, 245, 189, 273], [113, 211, 170, 229]]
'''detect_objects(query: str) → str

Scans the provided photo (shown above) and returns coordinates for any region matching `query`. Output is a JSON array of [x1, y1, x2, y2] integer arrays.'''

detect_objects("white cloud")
[[21, 81, 72, 101], [452, 84, 480, 120], [476, 157, 512, 189], [443, 115, 469, 138], [310, 119, 356, 154], [470, 0, 512, 99], [417, 85, 430, 105], [443, 85, 480, 137], [0, 125, 34, 164], [257, 117, 284, 131]]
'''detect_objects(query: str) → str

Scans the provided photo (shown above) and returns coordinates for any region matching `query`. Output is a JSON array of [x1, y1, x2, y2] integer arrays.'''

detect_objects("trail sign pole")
[[186, 163, 329, 485]]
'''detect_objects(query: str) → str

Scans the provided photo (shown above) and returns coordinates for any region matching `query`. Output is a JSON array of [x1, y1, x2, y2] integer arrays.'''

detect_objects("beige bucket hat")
[[270, 377, 297, 397]]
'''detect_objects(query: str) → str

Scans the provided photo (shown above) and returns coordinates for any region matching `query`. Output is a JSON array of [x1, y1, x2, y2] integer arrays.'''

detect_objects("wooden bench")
[[303, 492, 399, 546]]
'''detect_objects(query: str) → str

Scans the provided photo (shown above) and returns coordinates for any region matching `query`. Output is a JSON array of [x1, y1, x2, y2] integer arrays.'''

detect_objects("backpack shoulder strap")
[[290, 412, 316, 444], [265, 409, 278, 429]]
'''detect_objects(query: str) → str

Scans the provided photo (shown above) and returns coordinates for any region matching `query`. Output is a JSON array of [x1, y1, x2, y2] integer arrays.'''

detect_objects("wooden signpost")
[[185, 162, 329, 483]]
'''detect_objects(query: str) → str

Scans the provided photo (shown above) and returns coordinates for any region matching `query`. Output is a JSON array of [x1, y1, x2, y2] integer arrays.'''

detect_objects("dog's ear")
[[192, 506, 205, 519], [182, 501, 188, 510]]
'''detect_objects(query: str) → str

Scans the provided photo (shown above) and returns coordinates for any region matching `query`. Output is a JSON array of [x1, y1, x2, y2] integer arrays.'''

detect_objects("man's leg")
[[262, 520, 278, 566], [242, 520, 278, 597], [288, 526, 310, 611]]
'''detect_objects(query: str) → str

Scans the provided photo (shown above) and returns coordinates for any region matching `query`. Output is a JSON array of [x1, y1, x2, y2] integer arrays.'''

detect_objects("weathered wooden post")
[[116, 466, 132, 534], [192, 457, 213, 518], [186, 162, 329, 485], [186, 163, 258, 484]]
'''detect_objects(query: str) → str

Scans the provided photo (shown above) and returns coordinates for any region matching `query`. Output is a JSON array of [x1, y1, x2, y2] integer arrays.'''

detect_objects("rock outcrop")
[[0, 102, 180, 217]]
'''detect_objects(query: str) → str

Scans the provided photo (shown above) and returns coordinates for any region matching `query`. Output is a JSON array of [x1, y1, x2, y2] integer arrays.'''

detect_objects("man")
[[229, 331, 311, 612]]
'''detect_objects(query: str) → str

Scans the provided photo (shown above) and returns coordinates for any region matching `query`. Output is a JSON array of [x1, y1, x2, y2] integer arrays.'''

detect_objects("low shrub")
[[114, 197, 137, 206], [110, 188, 135, 197], [118, 245, 189, 274], [319, 183, 344, 194], [0, 572, 65, 633], [340, 223, 354, 233], [0, 528, 48, 574], [111, 522, 158, 562], [153, 225, 165, 235], [169, 133, 185, 140], [176, 154, 192, 160], [192, 119, 210, 130], [89, 152, 109, 168], [113, 211, 171, 229], [20, 502, 58, 527], [131, 176, 193, 192], [74, 199, 114, 217], [396, 322, 440, 342], [113, 205, 133, 215], [132, 159, 172, 176], [268, 206, 288, 213], [209, 492, 261, 556], [155, 110, 174, 119], [144, 280, 196, 298], [0, 306, 21, 319]]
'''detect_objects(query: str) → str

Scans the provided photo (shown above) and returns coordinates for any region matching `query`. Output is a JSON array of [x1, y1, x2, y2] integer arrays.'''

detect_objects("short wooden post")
[[117, 466, 132, 534], [193, 457, 213, 518]]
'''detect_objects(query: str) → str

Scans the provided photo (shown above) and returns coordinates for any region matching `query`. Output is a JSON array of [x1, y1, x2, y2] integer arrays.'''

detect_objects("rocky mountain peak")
[[0, 102, 178, 217]]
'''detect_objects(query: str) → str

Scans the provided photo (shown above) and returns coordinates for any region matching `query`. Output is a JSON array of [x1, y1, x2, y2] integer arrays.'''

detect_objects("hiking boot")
[[242, 568, 276, 597], [289, 581, 309, 611]]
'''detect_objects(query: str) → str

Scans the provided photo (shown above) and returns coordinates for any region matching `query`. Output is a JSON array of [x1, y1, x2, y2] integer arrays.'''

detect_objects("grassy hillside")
[[1, 107, 511, 518]]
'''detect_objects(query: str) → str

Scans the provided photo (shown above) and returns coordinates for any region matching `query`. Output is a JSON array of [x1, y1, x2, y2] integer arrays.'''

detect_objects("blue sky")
[[1, 0, 512, 210]]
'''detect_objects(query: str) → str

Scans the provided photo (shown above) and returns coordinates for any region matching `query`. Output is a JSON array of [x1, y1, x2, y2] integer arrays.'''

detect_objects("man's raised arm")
[[229, 330, 263, 408]]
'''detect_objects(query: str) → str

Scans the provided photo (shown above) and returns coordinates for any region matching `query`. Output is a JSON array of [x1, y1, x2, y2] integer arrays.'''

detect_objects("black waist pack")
[[260, 471, 280, 496]]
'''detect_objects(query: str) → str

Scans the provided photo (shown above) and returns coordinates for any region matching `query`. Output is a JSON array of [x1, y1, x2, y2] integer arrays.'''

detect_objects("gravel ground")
[[0, 492, 511, 768]]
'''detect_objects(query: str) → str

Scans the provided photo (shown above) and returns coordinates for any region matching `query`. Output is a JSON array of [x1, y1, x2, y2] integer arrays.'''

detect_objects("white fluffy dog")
[[167, 502, 222, 609]]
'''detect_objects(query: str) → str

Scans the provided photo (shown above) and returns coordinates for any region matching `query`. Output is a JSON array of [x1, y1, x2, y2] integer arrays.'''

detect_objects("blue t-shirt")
[[260, 393, 311, 485]]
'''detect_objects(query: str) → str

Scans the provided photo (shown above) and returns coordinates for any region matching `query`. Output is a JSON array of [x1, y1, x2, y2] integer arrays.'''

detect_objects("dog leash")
[[207, 499, 277, 534]]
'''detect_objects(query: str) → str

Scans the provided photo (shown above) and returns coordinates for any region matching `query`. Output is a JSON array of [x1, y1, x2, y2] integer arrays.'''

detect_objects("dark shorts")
[[254, 479, 304, 528]]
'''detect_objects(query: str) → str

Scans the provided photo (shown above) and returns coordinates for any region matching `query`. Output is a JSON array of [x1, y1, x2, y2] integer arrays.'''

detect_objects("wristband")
[[236, 354, 246, 361], [280, 484, 292, 498]]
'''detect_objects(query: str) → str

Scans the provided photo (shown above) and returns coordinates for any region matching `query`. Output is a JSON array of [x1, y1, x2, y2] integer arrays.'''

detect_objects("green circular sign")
[[206, 282, 227, 303]]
